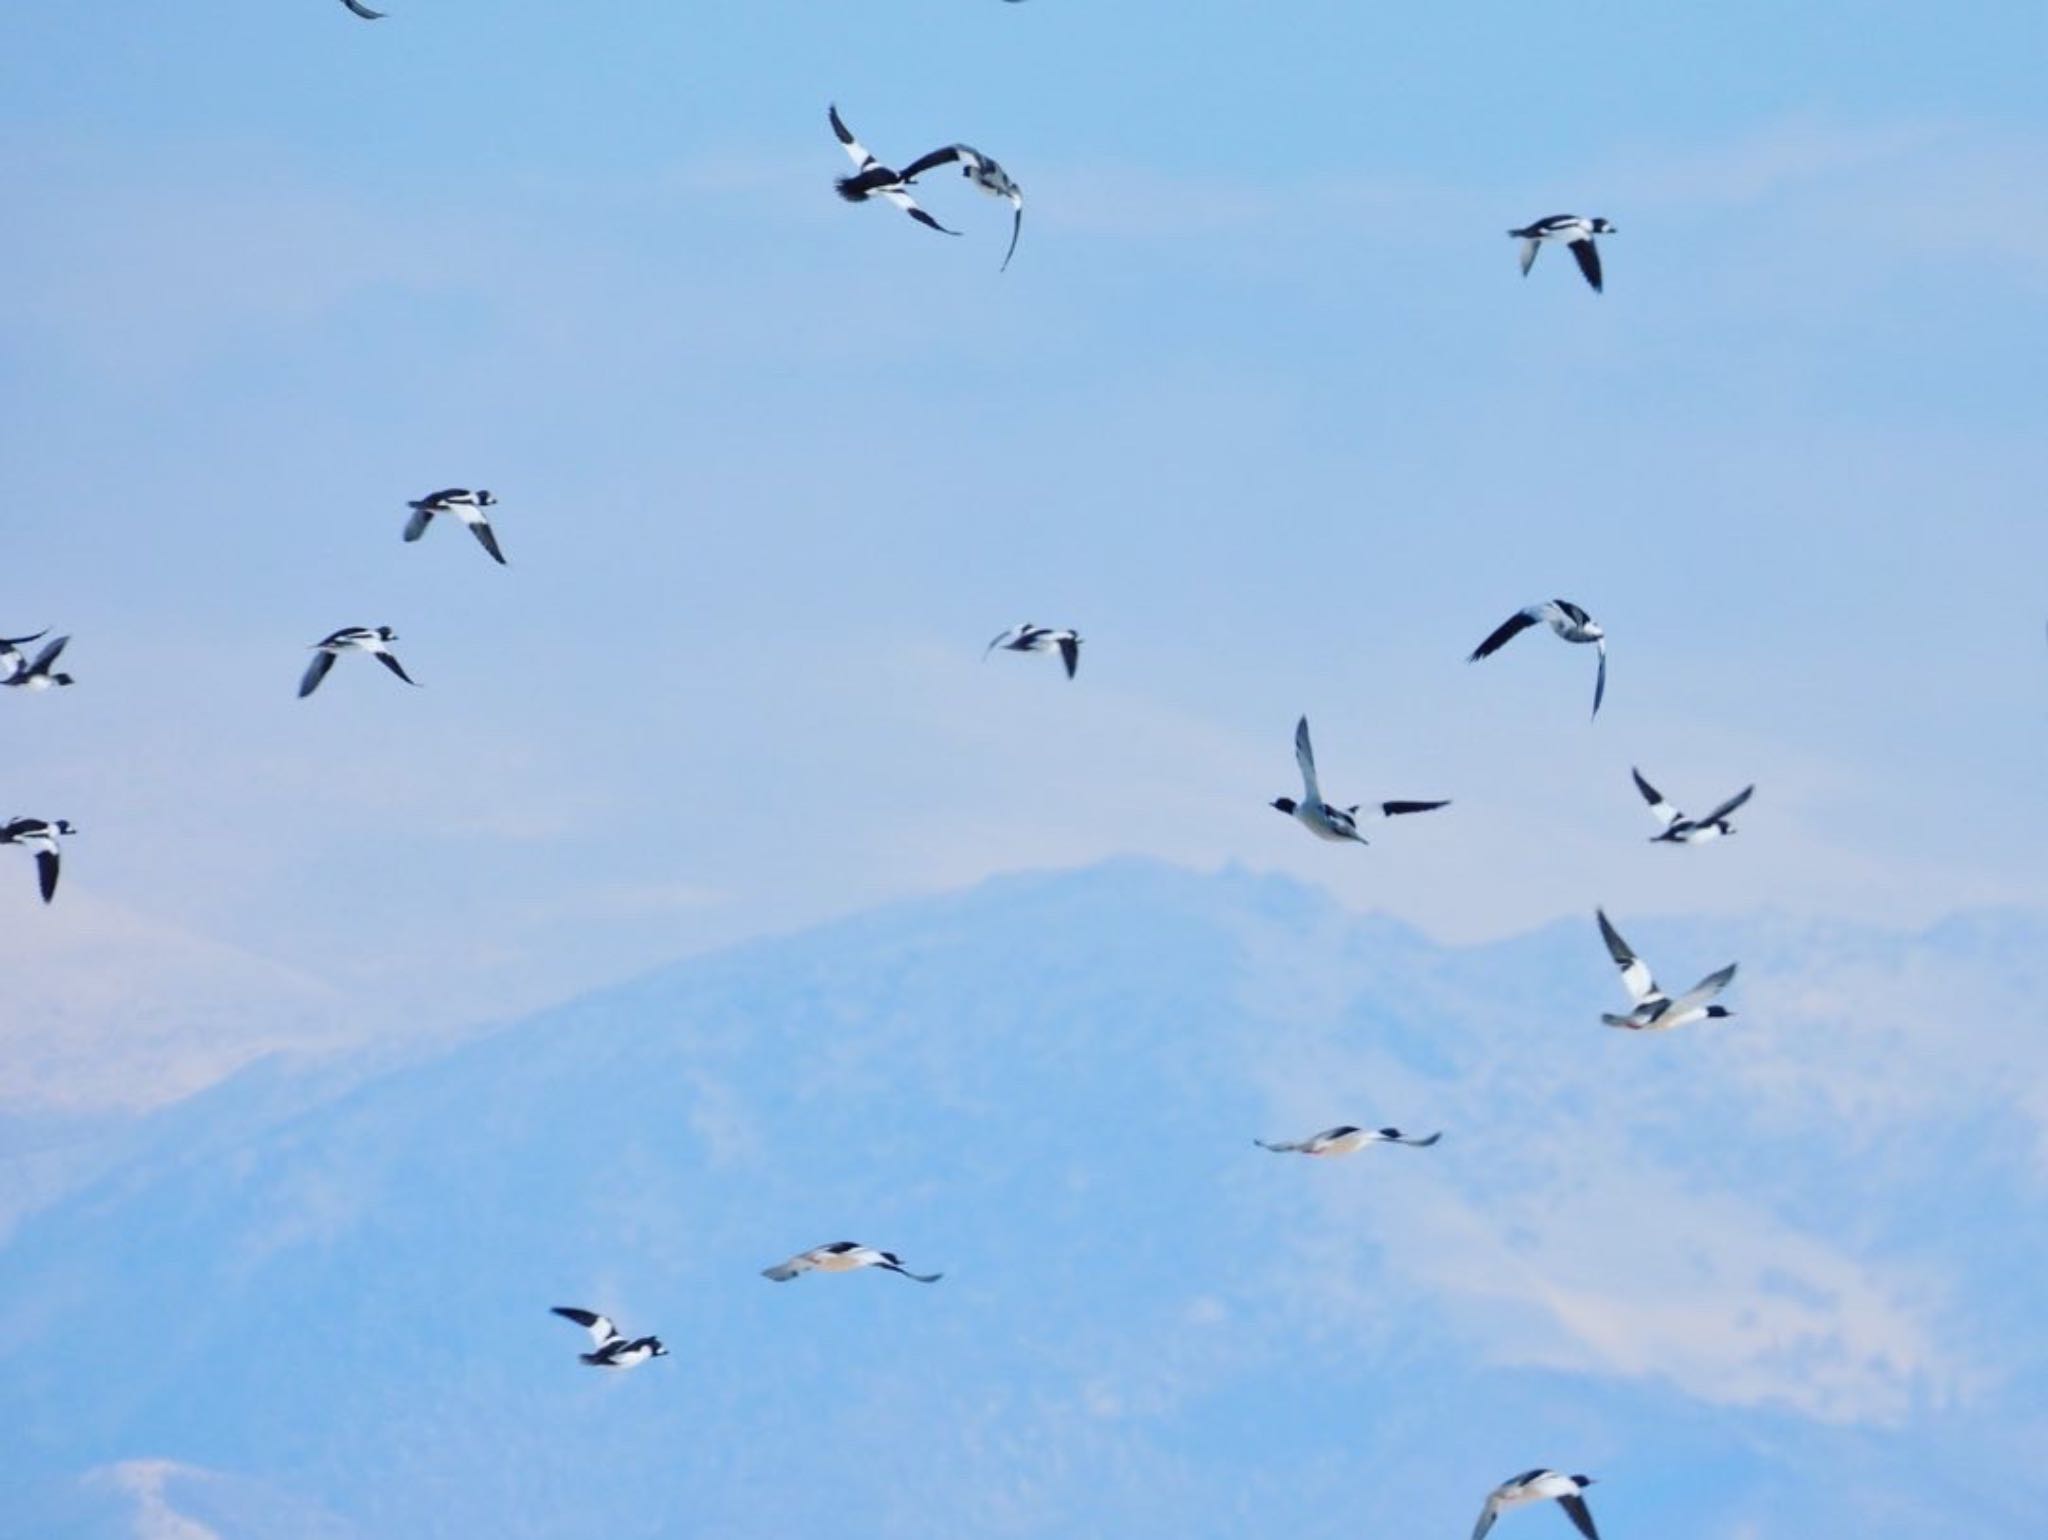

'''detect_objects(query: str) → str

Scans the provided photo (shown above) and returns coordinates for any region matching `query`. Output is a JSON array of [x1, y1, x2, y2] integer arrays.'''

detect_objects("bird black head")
[[651, 1339, 669, 1357], [1705, 1005, 1733, 1019], [1572, 1476, 1598, 1488], [54, 820, 76, 834], [377, 626, 398, 640], [1270, 797, 1297, 815], [1590, 218, 1615, 233], [477, 490, 496, 506]]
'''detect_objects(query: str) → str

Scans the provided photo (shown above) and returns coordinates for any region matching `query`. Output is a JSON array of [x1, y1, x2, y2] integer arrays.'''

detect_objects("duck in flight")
[[550, 1308, 668, 1370], [299, 627, 418, 698], [1632, 768, 1754, 844], [761, 1242, 943, 1284], [2, 636, 75, 692], [985, 623, 1080, 679], [0, 629, 50, 684], [1255, 1125, 1441, 1156], [1472, 1470, 1601, 1540], [1271, 716, 1449, 846], [0, 817, 74, 904], [1468, 600, 1607, 719], [1508, 215, 1615, 293], [829, 106, 961, 237], [404, 489, 506, 565], [1596, 909, 1736, 1031], [898, 143, 1025, 269]]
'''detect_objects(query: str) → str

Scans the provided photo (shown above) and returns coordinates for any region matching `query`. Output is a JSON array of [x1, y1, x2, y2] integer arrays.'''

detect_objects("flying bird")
[[1472, 1470, 1601, 1540], [549, 1308, 668, 1370], [1, 636, 75, 692], [829, 105, 961, 237], [0, 629, 50, 684], [1507, 215, 1615, 292], [1467, 600, 1607, 718], [1632, 768, 1754, 844], [898, 143, 1025, 269], [404, 489, 506, 565], [1596, 909, 1736, 1031], [1255, 1125, 1442, 1156], [1270, 716, 1449, 846], [299, 627, 418, 698], [0, 817, 74, 904], [761, 1242, 943, 1284], [338, 0, 387, 16], [984, 623, 1080, 678]]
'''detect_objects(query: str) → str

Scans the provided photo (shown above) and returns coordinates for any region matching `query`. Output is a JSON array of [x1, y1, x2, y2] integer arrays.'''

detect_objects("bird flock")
[[1, 6, 1787, 1537]]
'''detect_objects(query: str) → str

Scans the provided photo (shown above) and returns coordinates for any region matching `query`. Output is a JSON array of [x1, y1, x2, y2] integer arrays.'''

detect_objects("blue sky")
[[1, 1, 2044, 1094]]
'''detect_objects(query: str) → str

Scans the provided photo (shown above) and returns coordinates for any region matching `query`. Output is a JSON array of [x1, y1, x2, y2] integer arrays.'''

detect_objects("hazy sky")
[[3, 0, 2045, 1109]]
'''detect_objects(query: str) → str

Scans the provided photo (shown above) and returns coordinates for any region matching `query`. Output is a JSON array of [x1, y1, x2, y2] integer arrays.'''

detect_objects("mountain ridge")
[[1, 858, 2040, 1538]]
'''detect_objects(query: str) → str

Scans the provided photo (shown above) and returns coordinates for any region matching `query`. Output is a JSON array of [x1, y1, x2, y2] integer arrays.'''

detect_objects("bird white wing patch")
[[1597, 910, 1660, 1006], [828, 105, 874, 171], [551, 1306, 620, 1347], [1632, 768, 1680, 829], [879, 187, 961, 234], [1293, 716, 1321, 805]]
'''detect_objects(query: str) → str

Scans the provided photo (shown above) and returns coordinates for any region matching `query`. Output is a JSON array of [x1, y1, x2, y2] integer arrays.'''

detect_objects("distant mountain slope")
[[1, 861, 2041, 1539]]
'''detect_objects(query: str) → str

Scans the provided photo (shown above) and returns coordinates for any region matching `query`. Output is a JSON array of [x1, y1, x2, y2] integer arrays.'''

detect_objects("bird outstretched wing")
[[1632, 768, 1680, 829], [1597, 909, 1661, 1007], [1469, 607, 1539, 661], [1293, 717, 1321, 805], [1699, 784, 1755, 826]]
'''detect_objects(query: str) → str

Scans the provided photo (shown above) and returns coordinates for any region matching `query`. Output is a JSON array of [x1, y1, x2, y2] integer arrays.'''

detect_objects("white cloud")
[[84, 1459, 355, 1540], [93, 1461, 221, 1540], [0, 892, 355, 1116]]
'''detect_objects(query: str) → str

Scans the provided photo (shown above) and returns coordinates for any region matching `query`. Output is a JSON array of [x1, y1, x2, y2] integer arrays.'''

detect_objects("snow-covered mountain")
[[1, 860, 2040, 1539]]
